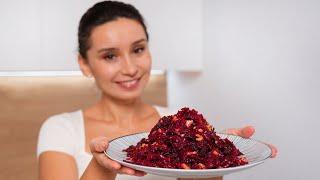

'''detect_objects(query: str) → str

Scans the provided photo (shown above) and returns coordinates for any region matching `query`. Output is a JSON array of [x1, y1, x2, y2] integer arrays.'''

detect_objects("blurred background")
[[1, 0, 320, 179]]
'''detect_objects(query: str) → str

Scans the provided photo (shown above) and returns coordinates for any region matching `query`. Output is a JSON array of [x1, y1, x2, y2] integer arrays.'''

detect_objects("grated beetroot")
[[123, 107, 248, 169]]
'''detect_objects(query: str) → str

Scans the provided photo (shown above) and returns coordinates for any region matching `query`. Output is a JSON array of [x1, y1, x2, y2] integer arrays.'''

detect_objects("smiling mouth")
[[116, 76, 142, 90]]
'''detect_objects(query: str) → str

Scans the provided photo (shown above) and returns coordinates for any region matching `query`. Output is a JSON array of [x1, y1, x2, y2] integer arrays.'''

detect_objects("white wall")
[[0, 0, 41, 71], [168, 0, 320, 179], [0, 0, 202, 71], [123, 0, 203, 70]]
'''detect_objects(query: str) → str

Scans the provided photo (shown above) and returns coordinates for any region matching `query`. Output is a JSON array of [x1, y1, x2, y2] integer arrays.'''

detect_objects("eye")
[[134, 47, 145, 54], [104, 53, 117, 61]]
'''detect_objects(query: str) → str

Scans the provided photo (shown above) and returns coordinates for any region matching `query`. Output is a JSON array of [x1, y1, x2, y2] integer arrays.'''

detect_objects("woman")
[[37, 1, 277, 180]]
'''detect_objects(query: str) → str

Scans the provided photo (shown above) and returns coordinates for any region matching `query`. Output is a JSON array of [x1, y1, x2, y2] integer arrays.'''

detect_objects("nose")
[[121, 54, 138, 77]]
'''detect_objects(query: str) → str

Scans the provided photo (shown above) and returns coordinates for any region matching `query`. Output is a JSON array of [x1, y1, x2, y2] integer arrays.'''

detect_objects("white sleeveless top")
[[37, 106, 176, 180]]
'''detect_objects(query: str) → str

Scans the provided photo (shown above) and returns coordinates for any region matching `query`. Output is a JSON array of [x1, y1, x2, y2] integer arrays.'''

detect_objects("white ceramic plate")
[[104, 132, 271, 178]]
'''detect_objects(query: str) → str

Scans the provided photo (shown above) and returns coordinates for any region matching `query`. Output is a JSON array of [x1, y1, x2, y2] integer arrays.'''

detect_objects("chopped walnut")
[[196, 134, 203, 141], [186, 151, 197, 155], [141, 143, 148, 148], [172, 115, 178, 121], [212, 150, 220, 156], [197, 163, 206, 169], [185, 120, 193, 127], [181, 163, 191, 169]]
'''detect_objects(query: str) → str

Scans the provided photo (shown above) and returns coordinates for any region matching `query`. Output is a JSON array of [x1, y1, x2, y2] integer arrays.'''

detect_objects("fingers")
[[117, 166, 146, 176], [90, 136, 109, 153], [133, 170, 147, 176], [239, 126, 255, 138], [89, 137, 146, 176], [224, 126, 255, 138], [90, 137, 121, 171], [117, 166, 135, 175], [266, 143, 278, 158], [95, 153, 146, 176], [93, 152, 120, 170], [223, 128, 238, 135], [224, 126, 278, 158]]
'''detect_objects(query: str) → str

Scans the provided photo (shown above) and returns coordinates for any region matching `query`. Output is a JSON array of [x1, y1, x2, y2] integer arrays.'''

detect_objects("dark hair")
[[78, 1, 149, 59]]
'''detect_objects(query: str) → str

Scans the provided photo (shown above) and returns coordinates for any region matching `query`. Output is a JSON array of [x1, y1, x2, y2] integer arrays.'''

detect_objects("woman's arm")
[[38, 151, 78, 180], [38, 116, 81, 180]]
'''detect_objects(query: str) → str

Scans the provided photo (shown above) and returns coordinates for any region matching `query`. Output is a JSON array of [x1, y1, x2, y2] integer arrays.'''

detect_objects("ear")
[[78, 54, 93, 77]]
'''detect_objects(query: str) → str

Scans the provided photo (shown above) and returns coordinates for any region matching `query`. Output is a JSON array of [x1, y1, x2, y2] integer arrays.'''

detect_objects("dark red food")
[[124, 107, 248, 169]]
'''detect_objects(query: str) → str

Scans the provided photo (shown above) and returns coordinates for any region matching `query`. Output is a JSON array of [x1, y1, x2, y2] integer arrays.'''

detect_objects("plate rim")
[[104, 131, 272, 172]]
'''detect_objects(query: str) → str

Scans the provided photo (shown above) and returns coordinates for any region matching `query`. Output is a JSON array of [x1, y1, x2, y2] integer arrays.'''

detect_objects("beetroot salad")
[[124, 107, 248, 169]]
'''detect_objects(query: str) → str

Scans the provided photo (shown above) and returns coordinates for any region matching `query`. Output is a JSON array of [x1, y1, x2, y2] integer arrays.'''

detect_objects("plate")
[[104, 132, 271, 178]]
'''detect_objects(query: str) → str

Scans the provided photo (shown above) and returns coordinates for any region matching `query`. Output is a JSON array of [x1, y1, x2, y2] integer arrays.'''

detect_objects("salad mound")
[[124, 107, 248, 169]]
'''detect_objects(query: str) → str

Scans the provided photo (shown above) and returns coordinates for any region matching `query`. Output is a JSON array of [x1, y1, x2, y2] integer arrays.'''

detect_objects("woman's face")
[[79, 18, 152, 101]]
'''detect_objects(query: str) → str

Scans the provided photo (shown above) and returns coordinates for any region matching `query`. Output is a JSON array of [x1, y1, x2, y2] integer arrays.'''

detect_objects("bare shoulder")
[[38, 151, 78, 180]]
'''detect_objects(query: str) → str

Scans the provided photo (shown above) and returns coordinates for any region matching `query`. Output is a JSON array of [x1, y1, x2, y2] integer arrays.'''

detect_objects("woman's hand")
[[90, 136, 147, 176], [223, 126, 278, 158]]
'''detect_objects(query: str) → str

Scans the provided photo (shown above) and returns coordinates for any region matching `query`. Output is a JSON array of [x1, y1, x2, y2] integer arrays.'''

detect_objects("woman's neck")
[[92, 94, 153, 129]]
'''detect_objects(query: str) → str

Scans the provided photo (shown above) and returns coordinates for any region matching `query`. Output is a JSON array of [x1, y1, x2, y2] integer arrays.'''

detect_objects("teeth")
[[119, 79, 138, 88]]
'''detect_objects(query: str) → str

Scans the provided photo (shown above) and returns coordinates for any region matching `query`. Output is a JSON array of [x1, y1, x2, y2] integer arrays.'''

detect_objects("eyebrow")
[[97, 38, 147, 53], [132, 38, 147, 45]]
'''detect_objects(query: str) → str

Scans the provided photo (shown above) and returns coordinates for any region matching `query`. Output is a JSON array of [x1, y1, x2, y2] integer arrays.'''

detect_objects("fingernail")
[[137, 172, 147, 176]]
